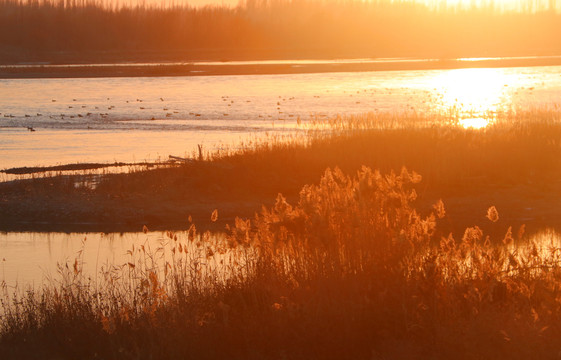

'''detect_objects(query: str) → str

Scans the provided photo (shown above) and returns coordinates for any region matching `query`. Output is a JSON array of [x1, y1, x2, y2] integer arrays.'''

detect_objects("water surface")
[[0, 231, 224, 290], [2, 230, 560, 290], [2, 64, 561, 169]]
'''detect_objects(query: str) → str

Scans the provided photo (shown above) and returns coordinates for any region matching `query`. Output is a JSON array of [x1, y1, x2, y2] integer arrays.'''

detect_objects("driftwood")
[[168, 155, 194, 163], [169, 144, 202, 163]]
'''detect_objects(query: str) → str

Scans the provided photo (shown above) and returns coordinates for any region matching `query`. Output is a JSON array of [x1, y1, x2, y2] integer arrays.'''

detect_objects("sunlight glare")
[[422, 0, 555, 12], [458, 117, 489, 129], [430, 68, 514, 128]]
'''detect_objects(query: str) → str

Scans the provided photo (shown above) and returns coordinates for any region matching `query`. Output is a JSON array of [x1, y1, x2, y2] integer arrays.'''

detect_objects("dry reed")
[[3, 164, 561, 359]]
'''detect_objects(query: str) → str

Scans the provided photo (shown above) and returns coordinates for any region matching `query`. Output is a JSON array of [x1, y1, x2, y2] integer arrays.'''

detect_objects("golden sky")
[[132, 0, 558, 12], [7, 0, 549, 12], [133, 0, 239, 6]]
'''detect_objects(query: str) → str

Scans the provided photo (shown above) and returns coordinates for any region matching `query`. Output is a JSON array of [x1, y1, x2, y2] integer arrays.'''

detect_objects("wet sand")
[[3, 56, 561, 79]]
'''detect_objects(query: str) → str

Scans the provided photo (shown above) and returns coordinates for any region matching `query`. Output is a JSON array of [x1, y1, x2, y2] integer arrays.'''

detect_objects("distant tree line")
[[1, 0, 560, 63]]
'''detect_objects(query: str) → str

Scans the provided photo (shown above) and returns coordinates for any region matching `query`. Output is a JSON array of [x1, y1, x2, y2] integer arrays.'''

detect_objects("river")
[[2, 59, 561, 170]]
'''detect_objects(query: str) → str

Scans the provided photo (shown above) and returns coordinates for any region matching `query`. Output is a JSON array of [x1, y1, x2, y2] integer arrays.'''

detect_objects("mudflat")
[[1, 165, 559, 238], [3, 56, 561, 79]]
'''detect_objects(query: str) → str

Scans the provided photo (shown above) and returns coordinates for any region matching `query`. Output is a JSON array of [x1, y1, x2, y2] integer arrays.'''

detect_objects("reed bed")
[[120, 108, 561, 204], [2, 110, 561, 357], [3, 164, 561, 359]]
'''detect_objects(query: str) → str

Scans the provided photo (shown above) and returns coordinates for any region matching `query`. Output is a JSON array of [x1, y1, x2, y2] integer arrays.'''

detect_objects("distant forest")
[[1, 0, 561, 63]]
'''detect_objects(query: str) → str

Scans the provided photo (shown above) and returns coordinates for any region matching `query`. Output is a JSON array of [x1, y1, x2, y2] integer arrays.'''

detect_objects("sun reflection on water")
[[430, 68, 518, 128]]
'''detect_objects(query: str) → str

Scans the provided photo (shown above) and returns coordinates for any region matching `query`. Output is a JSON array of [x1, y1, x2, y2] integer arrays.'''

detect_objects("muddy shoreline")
[[1, 160, 560, 239], [0, 162, 161, 175], [3, 56, 561, 79]]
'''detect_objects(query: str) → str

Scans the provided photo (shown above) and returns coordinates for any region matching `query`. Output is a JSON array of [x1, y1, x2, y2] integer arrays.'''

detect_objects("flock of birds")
[[1, 93, 331, 132], [0, 85, 507, 134]]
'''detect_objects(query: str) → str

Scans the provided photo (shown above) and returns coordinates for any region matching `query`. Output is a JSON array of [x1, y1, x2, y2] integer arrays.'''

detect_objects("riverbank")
[[3, 56, 561, 79]]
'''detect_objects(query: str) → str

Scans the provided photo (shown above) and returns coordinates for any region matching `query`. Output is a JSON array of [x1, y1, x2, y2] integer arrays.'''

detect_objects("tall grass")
[[2, 165, 561, 359], [2, 0, 561, 63]]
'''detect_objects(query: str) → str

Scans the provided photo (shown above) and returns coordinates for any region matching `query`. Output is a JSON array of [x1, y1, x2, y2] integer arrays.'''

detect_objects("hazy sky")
[[135, 0, 240, 6], [118, 0, 558, 12]]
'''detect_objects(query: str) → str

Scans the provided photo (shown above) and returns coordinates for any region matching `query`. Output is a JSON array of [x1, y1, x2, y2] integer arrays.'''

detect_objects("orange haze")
[[1, 0, 560, 64]]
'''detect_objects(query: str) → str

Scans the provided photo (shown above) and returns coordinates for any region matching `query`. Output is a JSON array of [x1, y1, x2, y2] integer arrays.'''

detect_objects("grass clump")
[[3, 166, 561, 359]]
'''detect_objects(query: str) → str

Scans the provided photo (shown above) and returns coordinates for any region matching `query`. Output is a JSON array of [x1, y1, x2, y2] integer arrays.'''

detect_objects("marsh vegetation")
[[2, 110, 560, 233], [2, 167, 561, 359], [2, 110, 561, 358]]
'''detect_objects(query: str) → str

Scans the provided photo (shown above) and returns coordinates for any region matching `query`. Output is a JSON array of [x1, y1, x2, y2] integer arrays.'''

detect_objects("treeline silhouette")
[[1, 0, 560, 63]]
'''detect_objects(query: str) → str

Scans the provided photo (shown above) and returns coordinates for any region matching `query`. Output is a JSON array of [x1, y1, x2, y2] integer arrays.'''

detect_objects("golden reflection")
[[430, 68, 515, 128]]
